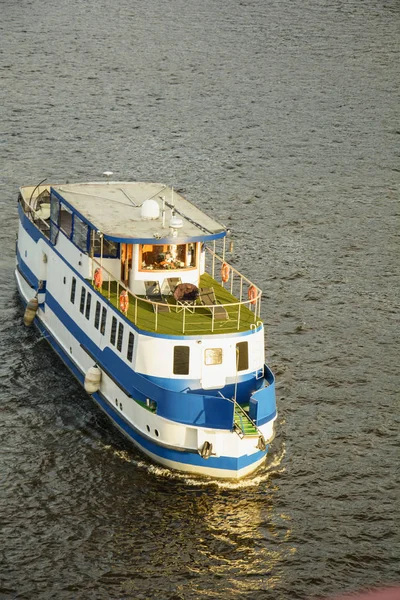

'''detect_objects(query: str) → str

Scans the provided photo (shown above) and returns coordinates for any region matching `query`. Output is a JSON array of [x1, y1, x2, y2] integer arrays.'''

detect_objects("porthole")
[[154, 429, 159, 437], [146, 425, 150, 432], [119, 402, 123, 411], [115, 398, 118, 406], [63, 276, 66, 284]]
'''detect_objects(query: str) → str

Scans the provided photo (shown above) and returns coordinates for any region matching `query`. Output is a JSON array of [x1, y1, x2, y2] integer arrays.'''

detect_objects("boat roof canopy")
[[50, 182, 226, 244]]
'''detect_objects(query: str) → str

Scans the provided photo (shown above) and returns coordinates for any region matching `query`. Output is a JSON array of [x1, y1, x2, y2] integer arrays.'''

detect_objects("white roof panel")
[[52, 182, 226, 241]]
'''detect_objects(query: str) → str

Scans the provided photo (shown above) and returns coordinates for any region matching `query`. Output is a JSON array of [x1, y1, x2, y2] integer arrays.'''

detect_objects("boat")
[[15, 177, 277, 479]]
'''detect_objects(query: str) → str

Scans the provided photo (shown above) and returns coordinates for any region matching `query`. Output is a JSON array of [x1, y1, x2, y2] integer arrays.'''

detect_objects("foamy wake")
[[101, 443, 286, 489]]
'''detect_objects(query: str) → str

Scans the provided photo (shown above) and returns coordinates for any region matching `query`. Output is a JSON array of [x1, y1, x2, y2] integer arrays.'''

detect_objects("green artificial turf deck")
[[94, 272, 261, 336]]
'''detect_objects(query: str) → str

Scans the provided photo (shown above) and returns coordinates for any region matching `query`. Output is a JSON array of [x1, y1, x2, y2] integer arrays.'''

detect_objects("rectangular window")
[[85, 292, 92, 320], [70, 277, 76, 304], [91, 232, 119, 258], [204, 348, 223, 366], [100, 307, 107, 335], [140, 243, 197, 271], [50, 193, 60, 225], [110, 316, 117, 345], [173, 346, 190, 375], [94, 301, 101, 330], [72, 215, 89, 252], [127, 332, 135, 362], [50, 222, 59, 245], [79, 287, 86, 314], [236, 341, 249, 371], [60, 204, 73, 238], [117, 322, 124, 351]]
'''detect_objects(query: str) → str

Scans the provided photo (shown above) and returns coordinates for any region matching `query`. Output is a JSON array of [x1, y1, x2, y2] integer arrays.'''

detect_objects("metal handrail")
[[90, 255, 262, 333], [203, 245, 262, 320]]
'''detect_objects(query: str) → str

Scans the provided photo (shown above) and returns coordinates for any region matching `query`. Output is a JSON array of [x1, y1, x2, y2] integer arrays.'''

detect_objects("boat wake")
[[102, 443, 286, 489]]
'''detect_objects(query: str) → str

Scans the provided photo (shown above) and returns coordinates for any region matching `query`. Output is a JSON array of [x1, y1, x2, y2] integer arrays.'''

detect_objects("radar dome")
[[141, 199, 160, 220]]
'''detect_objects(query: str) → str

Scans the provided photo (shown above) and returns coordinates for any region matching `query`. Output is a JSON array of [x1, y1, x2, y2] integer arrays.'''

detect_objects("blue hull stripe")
[[17, 292, 267, 473]]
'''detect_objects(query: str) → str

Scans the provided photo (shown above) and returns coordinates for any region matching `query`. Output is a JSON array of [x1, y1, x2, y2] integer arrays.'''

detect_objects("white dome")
[[169, 215, 183, 228], [141, 199, 160, 220]]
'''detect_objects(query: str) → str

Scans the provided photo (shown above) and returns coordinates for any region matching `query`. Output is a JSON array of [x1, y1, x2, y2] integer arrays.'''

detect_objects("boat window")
[[127, 332, 135, 362], [139, 243, 197, 271], [100, 307, 107, 335], [110, 316, 117, 345], [49, 193, 61, 245], [79, 287, 86, 314], [117, 323, 124, 351], [85, 293, 92, 320], [50, 193, 60, 225], [94, 301, 101, 329], [70, 277, 76, 304], [204, 348, 223, 366], [90, 232, 119, 258], [236, 341, 249, 371], [73, 216, 89, 252], [60, 204, 73, 238], [173, 346, 190, 375]]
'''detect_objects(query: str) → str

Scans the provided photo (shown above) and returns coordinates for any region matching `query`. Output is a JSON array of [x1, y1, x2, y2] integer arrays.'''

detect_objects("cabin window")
[[73, 216, 89, 252], [127, 332, 135, 362], [236, 341, 249, 371], [49, 194, 60, 245], [100, 307, 107, 335], [173, 346, 190, 375], [110, 316, 117, 345], [79, 287, 86, 314], [139, 243, 197, 271], [204, 348, 223, 366], [50, 193, 60, 224], [70, 277, 76, 304], [85, 293, 92, 320], [94, 301, 101, 329], [60, 204, 73, 238], [117, 323, 124, 351], [91, 232, 119, 258]]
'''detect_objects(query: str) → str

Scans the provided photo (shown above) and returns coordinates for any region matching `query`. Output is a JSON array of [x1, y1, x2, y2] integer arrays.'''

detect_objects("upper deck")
[[18, 181, 263, 336]]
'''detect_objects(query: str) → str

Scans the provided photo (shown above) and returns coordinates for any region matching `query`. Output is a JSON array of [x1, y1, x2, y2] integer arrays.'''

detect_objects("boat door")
[[200, 346, 226, 390], [120, 243, 133, 286]]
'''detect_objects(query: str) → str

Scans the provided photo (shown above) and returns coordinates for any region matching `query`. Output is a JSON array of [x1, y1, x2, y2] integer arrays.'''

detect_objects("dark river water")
[[1, 1, 399, 598]]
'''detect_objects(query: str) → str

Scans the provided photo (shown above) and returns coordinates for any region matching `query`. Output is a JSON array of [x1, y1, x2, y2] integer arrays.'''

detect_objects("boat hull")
[[15, 268, 270, 480]]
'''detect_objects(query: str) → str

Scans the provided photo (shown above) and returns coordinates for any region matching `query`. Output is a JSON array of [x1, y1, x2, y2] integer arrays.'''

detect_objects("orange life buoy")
[[94, 267, 103, 289], [221, 262, 230, 283], [119, 290, 129, 314], [248, 285, 257, 305]]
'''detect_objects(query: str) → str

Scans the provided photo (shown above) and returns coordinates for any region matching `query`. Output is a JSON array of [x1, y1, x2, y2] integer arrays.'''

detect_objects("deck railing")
[[89, 246, 262, 334], [204, 245, 262, 321]]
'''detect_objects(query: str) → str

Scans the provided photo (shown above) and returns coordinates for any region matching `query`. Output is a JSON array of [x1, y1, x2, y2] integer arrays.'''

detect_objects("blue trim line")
[[102, 231, 227, 245], [256, 410, 277, 427]]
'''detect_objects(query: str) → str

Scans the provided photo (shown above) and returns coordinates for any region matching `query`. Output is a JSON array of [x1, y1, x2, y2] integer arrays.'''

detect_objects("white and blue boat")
[[15, 178, 277, 479]]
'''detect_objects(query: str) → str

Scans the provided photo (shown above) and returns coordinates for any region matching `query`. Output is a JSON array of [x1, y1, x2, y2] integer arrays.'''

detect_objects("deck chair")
[[161, 277, 182, 296], [199, 287, 228, 320], [144, 281, 170, 312]]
